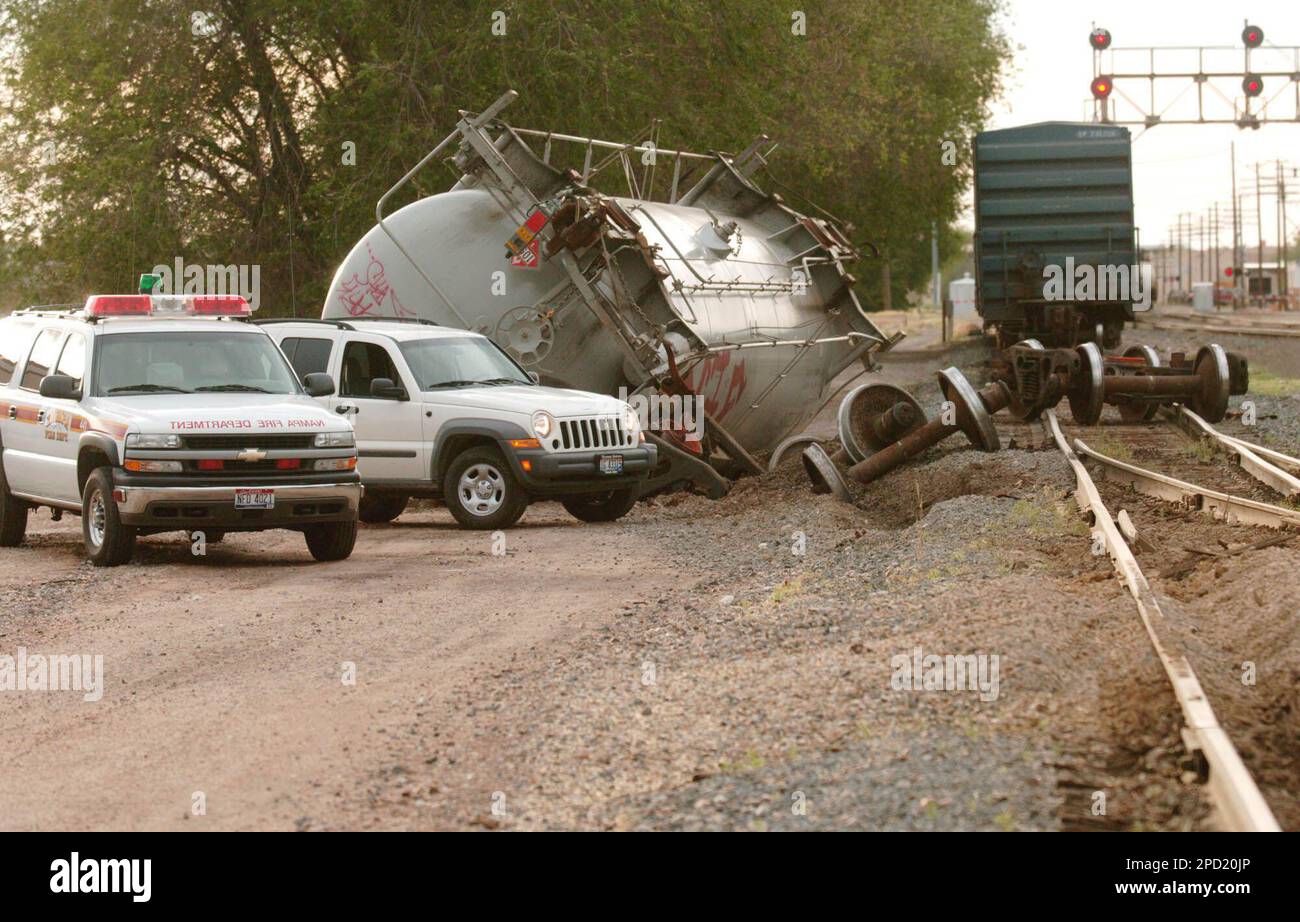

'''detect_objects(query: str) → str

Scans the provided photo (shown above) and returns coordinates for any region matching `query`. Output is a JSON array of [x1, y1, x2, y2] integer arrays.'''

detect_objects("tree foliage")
[[0, 0, 1009, 313]]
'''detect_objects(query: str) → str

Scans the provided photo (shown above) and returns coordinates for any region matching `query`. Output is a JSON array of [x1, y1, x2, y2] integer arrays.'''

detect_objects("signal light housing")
[[85, 293, 252, 317], [1089, 28, 1111, 51], [1242, 25, 1264, 48], [1090, 76, 1113, 99], [1242, 75, 1264, 97]]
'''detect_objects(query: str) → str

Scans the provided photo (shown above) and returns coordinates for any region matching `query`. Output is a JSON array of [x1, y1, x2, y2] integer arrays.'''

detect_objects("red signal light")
[[1090, 77, 1113, 99], [1242, 25, 1264, 48], [1089, 28, 1112, 51], [1225, 267, 1234, 277], [1243, 75, 1263, 97]]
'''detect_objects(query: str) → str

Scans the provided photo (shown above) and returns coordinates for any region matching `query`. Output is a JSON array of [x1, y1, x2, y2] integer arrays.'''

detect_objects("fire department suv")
[[0, 293, 362, 566], [262, 319, 657, 529]]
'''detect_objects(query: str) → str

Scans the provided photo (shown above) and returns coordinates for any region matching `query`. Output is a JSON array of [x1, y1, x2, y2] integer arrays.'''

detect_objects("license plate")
[[234, 488, 275, 509], [598, 454, 624, 475]]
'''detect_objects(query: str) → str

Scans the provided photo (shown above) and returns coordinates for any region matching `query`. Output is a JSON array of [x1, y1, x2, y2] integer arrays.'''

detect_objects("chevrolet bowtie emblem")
[[236, 449, 267, 462]]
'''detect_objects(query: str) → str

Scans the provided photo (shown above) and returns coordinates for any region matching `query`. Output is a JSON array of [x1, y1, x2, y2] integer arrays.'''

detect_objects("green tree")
[[0, 0, 1010, 314]]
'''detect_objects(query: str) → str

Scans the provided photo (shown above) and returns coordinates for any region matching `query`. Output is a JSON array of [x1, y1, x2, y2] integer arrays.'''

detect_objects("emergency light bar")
[[85, 294, 253, 317]]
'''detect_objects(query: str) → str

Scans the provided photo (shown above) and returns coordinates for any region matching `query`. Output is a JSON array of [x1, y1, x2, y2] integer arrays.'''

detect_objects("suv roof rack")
[[252, 316, 441, 332], [348, 316, 439, 325]]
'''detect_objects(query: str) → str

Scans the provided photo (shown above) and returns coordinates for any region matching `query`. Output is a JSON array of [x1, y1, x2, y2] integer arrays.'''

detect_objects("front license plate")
[[598, 454, 624, 475], [234, 488, 275, 510]]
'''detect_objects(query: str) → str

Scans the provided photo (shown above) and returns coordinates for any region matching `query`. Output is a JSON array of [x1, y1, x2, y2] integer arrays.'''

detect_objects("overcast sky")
[[981, 0, 1299, 249]]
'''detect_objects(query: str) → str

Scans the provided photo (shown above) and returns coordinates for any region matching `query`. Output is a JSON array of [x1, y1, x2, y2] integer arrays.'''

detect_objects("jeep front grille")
[[557, 416, 634, 451]]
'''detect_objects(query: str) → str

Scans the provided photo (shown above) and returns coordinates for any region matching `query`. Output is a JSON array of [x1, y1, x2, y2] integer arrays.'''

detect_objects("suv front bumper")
[[504, 443, 657, 496], [114, 479, 362, 530]]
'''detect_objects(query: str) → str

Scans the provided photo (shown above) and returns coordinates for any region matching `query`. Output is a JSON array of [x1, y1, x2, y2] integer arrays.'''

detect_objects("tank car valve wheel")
[[1117, 344, 1160, 422], [1067, 342, 1105, 426], [1188, 344, 1231, 424], [495, 307, 554, 366]]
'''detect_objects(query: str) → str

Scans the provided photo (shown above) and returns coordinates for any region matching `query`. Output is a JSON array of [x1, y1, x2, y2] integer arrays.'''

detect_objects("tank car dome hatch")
[[323, 89, 900, 496]]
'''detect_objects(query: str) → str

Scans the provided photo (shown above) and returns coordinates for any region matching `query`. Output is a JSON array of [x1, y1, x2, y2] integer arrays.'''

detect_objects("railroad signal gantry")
[[1089, 20, 1300, 129]]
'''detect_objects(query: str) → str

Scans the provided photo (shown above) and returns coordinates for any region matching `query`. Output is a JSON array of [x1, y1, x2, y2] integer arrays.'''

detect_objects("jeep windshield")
[[93, 331, 301, 397], [399, 337, 531, 390]]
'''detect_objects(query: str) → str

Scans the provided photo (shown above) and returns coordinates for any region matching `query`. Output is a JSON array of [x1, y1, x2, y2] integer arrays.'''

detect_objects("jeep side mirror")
[[39, 374, 81, 400], [302, 372, 335, 397], [369, 377, 406, 400]]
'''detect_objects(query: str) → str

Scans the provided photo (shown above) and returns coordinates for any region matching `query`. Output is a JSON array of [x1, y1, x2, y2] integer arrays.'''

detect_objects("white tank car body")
[[322, 93, 893, 464]]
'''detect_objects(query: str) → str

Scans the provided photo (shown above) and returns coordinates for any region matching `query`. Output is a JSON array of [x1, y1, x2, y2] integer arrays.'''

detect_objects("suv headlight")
[[314, 431, 355, 448], [623, 404, 642, 437], [126, 433, 181, 449], [532, 411, 554, 439]]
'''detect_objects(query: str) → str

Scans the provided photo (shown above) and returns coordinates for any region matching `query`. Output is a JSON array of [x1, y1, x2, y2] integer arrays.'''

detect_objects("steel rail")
[[1131, 316, 1300, 338], [1072, 434, 1300, 531], [1045, 410, 1281, 832], [1220, 433, 1300, 474], [1165, 406, 1300, 501]]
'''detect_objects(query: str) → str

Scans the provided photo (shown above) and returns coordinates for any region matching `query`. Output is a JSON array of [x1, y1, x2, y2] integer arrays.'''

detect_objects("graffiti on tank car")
[[336, 244, 414, 317], [691, 351, 748, 422]]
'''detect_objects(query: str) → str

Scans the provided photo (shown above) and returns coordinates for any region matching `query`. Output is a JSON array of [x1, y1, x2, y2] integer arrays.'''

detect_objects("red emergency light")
[[86, 295, 152, 316], [191, 295, 253, 316], [85, 294, 252, 317]]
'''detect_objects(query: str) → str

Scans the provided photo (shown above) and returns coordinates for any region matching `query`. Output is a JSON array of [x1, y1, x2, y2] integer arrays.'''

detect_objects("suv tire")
[[82, 467, 137, 567], [304, 521, 358, 561], [561, 488, 639, 523], [443, 446, 528, 530], [358, 492, 410, 524], [0, 460, 29, 547]]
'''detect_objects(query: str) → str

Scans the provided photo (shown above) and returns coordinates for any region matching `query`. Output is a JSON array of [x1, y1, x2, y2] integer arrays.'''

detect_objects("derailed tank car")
[[973, 122, 1138, 350], [322, 91, 896, 496]]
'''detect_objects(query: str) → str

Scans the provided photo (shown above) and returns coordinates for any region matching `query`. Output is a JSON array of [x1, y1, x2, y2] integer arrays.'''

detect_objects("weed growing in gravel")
[[1185, 437, 1216, 463], [719, 750, 766, 774], [770, 577, 804, 604], [1089, 433, 1134, 462]]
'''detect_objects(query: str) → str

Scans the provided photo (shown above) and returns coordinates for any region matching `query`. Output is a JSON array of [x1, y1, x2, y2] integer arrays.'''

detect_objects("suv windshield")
[[93, 331, 301, 396], [399, 336, 531, 390]]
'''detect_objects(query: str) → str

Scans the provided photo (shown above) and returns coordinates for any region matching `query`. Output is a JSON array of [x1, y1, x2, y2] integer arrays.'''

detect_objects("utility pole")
[[1282, 168, 1291, 306], [931, 221, 940, 309], [1276, 161, 1286, 303], [1256, 162, 1264, 306], [1199, 212, 1206, 284], [1213, 202, 1220, 307], [1231, 144, 1240, 308]]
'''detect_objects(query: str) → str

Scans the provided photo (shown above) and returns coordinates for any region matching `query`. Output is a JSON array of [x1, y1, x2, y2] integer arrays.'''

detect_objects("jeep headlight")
[[531, 411, 554, 440], [623, 404, 642, 437], [314, 430, 355, 448], [126, 433, 181, 449]]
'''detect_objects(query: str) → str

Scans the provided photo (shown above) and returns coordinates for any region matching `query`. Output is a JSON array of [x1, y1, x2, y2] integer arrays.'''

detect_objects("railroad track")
[[1132, 312, 1300, 339], [1028, 406, 1297, 831]]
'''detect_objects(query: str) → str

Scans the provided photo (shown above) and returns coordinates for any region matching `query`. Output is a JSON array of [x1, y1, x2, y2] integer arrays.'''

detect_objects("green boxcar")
[[973, 122, 1137, 349]]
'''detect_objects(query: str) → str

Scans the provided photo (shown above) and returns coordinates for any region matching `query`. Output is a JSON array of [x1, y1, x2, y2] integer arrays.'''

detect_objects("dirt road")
[[0, 507, 659, 830], [2, 325, 1296, 831]]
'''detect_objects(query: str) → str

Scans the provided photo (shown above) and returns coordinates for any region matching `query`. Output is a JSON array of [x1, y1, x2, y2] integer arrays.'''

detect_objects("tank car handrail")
[[374, 90, 523, 326], [510, 127, 716, 164]]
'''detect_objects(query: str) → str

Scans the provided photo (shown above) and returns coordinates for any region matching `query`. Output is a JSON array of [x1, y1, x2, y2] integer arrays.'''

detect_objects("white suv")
[[262, 319, 657, 529], [0, 293, 362, 566]]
